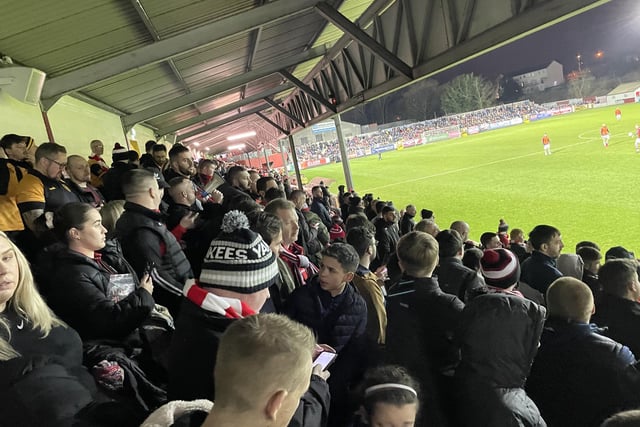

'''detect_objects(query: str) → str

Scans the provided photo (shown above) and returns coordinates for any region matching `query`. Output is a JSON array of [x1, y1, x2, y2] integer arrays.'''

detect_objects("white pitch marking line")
[[363, 130, 626, 193]]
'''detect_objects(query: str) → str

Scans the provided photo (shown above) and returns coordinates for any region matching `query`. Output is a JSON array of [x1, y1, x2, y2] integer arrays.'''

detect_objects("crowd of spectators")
[[296, 100, 548, 163], [3, 133, 640, 427]]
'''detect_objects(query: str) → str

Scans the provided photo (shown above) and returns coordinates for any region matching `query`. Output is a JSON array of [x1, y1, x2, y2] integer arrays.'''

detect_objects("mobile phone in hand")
[[313, 351, 337, 371]]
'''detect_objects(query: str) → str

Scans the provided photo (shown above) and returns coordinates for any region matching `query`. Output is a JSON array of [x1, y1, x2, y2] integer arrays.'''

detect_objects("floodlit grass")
[[304, 104, 640, 254]]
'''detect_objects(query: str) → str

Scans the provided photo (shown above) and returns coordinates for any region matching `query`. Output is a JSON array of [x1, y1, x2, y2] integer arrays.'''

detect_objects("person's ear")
[[344, 271, 355, 283], [264, 389, 288, 420], [68, 228, 81, 241]]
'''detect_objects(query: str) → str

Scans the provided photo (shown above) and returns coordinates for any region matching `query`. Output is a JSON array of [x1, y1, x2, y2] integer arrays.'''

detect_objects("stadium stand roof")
[[607, 82, 640, 96], [0, 0, 611, 153]]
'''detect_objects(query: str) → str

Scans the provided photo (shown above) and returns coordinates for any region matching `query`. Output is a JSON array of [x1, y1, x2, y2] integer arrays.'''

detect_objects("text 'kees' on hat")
[[200, 210, 279, 294], [480, 248, 520, 289], [112, 143, 129, 162]]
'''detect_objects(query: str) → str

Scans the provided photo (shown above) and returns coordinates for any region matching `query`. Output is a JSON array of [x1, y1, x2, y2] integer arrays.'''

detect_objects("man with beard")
[[164, 144, 195, 182], [225, 165, 252, 194]]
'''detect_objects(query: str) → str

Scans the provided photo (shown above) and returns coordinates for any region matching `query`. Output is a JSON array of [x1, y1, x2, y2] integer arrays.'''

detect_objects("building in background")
[[512, 60, 565, 93]]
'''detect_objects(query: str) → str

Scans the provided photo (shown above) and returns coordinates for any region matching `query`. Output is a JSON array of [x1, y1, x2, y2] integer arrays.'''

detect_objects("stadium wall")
[[0, 91, 160, 156]]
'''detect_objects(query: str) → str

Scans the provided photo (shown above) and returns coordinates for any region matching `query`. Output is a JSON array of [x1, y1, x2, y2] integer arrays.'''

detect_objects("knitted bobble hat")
[[480, 248, 520, 289], [199, 210, 279, 294], [112, 143, 129, 162]]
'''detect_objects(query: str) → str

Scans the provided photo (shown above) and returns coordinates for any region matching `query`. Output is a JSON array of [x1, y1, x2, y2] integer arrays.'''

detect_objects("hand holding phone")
[[313, 351, 337, 371]]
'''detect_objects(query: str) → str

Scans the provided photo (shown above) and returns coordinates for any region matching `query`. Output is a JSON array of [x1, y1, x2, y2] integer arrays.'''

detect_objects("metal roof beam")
[[256, 112, 289, 135], [157, 83, 293, 136], [176, 104, 270, 142], [131, 0, 202, 114], [122, 45, 327, 128], [279, 69, 336, 113], [264, 98, 305, 128], [314, 2, 412, 79], [41, 0, 321, 100]]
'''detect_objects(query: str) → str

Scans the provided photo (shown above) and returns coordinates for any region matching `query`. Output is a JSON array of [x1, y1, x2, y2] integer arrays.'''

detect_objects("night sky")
[[438, 0, 640, 81]]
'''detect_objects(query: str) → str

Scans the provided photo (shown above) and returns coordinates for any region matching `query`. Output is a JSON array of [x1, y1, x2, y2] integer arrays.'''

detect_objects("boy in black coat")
[[286, 243, 368, 426], [386, 231, 464, 427]]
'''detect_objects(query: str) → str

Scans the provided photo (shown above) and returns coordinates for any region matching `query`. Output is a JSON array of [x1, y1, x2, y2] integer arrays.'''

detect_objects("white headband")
[[364, 383, 418, 397]]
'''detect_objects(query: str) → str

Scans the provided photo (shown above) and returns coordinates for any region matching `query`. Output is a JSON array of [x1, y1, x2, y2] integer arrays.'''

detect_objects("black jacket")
[[399, 213, 415, 235], [520, 251, 562, 295], [285, 276, 367, 354], [310, 197, 332, 228], [286, 276, 368, 426], [375, 220, 400, 267], [434, 257, 485, 302], [455, 293, 547, 427], [0, 308, 140, 427], [527, 319, 640, 427], [38, 242, 155, 341], [385, 275, 464, 427], [115, 202, 193, 316], [168, 298, 330, 427], [101, 162, 137, 202], [592, 293, 640, 357]]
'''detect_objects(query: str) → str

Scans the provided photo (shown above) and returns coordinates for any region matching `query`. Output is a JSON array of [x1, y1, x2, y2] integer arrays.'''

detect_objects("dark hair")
[[436, 229, 463, 258], [346, 227, 375, 258], [264, 187, 286, 204], [256, 176, 276, 193], [462, 247, 483, 272], [35, 142, 66, 163], [576, 246, 601, 263], [151, 144, 166, 153], [311, 185, 321, 193], [145, 140, 156, 152], [198, 159, 214, 171], [375, 200, 387, 213], [127, 150, 139, 162], [381, 205, 395, 215], [322, 243, 359, 273], [53, 202, 94, 243], [599, 259, 638, 297], [576, 240, 600, 252], [0, 134, 30, 150], [226, 165, 247, 183], [528, 225, 560, 250], [247, 211, 283, 245], [359, 365, 420, 423], [480, 232, 498, 248], [121, 168, 155, 196], [168, 144, 189, 162], [345, 214, 373, 233], [605, 246, 635, 261]]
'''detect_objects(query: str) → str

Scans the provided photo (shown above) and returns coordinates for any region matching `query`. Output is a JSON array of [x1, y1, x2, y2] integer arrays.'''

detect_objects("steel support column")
[[333, 114, 354, 191], [288, 135, 303, 191]]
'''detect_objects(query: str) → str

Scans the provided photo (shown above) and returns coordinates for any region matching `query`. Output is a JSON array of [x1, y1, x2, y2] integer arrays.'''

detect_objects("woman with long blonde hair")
[[0, 231, 141, 426]]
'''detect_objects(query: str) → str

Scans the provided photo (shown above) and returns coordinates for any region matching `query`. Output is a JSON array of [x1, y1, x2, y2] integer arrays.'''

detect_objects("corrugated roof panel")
[[173, 33, 250, 81], [142, 0, 254, 38], [84, 66, 185, 111], [1, 1, 150, 76], [311, 0, 375, 48]]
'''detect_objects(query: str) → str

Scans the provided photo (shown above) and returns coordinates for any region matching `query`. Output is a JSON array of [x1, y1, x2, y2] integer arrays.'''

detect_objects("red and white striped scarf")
[[183, 281, 256, 319], [279, 242, 318, 287]]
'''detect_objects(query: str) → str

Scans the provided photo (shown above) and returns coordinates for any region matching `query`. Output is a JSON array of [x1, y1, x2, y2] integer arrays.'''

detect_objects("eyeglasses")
[[46, 158, 67, 168]]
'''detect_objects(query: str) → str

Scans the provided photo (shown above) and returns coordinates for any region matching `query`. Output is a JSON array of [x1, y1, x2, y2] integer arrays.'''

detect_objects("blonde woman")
[[0, 231, 140, 426]]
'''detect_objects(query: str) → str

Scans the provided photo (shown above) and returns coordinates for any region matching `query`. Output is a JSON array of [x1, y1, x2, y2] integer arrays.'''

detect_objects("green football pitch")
[[303, 104, 640, 254]]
